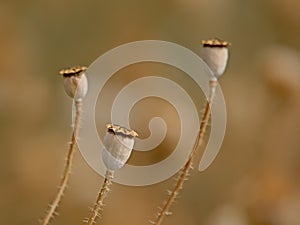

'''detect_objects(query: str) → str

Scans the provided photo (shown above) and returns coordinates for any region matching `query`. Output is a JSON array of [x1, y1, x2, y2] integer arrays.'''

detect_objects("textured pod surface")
[[202, 38, 230, 78], [102, 124, 138, 171], [60, 66, 88, 101]]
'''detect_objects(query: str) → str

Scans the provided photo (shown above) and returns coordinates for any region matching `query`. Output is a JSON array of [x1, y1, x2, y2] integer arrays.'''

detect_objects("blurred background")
[[1, 0, 300, 225]]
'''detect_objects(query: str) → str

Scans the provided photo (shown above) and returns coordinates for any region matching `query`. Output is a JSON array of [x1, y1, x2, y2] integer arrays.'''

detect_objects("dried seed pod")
[[201, 38, 230, 78], [102, 124, 138, 171], [59, 66, 88, 101]]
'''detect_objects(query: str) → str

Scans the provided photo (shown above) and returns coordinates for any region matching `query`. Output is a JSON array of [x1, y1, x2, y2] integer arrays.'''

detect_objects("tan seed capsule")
[[59, 66, 88, 101], [102, 124, 138, 171], [201, 38, 230, 78]]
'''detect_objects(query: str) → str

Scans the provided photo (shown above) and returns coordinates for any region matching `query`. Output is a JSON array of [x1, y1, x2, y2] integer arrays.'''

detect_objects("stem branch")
[[85, 170, 114, 225], [41, 100, 82, 225], [153, 79, 217, 225]]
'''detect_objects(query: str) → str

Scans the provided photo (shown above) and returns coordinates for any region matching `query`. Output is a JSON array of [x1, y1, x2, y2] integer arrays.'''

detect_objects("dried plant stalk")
[[85, 170, 114, 225], [153, 79, 217, 225], [84, 124, 138, 224], [41, 100, 82, 225]]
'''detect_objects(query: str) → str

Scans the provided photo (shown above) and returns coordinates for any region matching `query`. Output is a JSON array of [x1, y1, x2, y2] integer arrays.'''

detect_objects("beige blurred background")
[[1, 0, 300, 225]]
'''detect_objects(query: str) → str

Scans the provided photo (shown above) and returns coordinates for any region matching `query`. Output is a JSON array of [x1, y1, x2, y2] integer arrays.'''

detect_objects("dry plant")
[[40, 66, 88, 225], [40, 38, 230, 225], [151, 38, 230, 225], [84, 124, 138, 225]]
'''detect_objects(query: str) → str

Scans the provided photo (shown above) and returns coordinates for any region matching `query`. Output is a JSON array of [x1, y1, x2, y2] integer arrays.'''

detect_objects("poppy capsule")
[[59, 66, 88, 101], [201, 38, 230, 78], [102, 124, 138, 171]]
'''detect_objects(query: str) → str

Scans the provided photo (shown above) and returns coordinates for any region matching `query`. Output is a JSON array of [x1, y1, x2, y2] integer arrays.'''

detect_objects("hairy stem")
[[41, 100, 82, 225], [85, 170, 114, 225], [153, 79, 217, 225]]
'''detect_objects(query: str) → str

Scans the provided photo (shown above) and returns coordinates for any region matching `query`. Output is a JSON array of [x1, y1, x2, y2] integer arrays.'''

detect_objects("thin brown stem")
[[153, 79, 217, 225], [41, 100, 82, 225], [85, 170, 114, 225]]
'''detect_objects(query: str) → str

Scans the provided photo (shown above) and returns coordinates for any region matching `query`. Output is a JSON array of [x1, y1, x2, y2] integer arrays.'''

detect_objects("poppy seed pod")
[[102, 124, 138, 171], [59, 66, 88, 101], [201, 38, 230, 78]]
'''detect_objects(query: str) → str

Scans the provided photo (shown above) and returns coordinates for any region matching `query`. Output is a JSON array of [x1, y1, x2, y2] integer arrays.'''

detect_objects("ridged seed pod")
[[59, 66, 88, 101], [201, 38, 230, 78], [102, 124, 138, 171]]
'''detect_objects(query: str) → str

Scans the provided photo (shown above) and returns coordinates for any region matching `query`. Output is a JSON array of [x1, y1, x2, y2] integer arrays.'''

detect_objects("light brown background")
[[1, 1, 300, 225]]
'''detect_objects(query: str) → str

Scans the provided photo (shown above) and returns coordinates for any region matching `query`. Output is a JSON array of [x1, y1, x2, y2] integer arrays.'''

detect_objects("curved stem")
[[153, 79, 217, 225], [85, 170, 114, 225], [41, 100, 82, 225]]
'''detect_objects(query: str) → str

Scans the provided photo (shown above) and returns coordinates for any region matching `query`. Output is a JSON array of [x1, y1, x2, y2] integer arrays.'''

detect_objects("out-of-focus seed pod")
[[258, 46, 300, 99], [102, 124, 138, 171], [59, 66, 88, 101], [201, 38, 230, 78]]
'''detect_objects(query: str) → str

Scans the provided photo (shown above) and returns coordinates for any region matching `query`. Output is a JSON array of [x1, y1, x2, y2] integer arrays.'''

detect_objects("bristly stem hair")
[[152, 79, 217, 225], [85, 170, 114, 225], [41, 100, 82, 225], [84, 124, 138, 224]]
